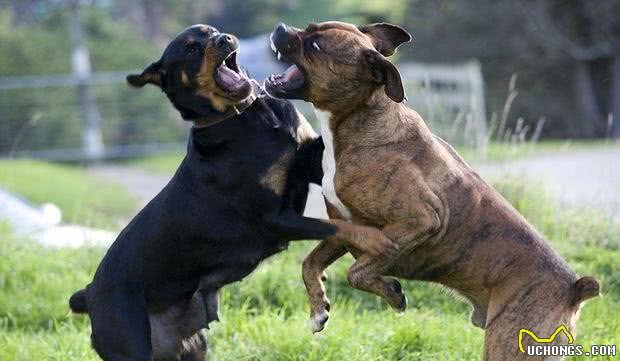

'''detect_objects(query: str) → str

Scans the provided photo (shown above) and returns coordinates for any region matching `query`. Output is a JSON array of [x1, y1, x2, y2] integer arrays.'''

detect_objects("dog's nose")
[[274, 23, 290, 38], [216, 34, 234, 49], [275, 23, 287, 34]]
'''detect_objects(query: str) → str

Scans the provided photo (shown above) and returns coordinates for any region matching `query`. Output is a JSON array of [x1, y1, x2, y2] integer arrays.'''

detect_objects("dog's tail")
[[69, 288, 89, 314]]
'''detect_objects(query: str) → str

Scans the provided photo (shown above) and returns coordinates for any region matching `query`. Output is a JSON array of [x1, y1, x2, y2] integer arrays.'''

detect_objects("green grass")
[[0, 159, 136, 229], [1, 179, 619, 360], [457, 139, 618, 163]]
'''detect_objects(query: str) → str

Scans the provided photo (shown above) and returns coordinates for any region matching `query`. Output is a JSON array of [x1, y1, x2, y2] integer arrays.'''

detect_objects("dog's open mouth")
[[266, 64, 305, 95], [265, 38, 306, 98], [214, 51, 251, 99]]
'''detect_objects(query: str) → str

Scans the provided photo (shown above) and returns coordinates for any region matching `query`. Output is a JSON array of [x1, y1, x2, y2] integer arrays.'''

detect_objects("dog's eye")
[[304, 39, 323, 55], [186, 43, 200, 54]]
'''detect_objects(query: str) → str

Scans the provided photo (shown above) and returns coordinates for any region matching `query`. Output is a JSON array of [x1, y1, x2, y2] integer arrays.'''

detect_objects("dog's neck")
[[328, 88, 432, 147], [188, 93, 281, 156], [188, 80, 263, 129]]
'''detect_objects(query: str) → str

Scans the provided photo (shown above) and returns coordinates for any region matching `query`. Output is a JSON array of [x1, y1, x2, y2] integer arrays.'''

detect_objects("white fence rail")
[[399, 60, 487, 147]]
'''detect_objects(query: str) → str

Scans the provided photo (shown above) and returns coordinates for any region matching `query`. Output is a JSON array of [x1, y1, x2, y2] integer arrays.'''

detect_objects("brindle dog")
[[265, 21, 600, 360]]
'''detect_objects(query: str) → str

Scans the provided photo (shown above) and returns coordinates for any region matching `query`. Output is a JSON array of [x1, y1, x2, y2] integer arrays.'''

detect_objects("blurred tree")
[[403, 0, 620, 139], [0, 4, 179, 153], [519, 0, 620, 138], [1, 0, 619, 140]]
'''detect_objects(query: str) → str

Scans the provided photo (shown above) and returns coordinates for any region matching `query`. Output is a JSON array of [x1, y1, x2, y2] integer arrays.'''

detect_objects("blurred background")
[[1, 0, 619, 159], [1, 0, 619, 226], [0, 2, 619, 360]]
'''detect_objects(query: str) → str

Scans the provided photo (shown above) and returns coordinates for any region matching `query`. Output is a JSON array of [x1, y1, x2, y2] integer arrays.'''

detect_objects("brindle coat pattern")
[[267, 21, 600, 360]]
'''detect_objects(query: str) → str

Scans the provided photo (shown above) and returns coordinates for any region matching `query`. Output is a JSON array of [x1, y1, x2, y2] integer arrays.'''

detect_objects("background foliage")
[[1, 0, 619, 145]]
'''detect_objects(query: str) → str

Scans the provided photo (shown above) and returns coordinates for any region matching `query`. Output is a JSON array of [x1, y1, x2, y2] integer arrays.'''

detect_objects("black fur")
[[70, 25, 329, 361]]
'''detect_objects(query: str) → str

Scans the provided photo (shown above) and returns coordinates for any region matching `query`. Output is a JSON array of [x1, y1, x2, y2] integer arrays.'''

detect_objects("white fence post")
[[398, 60, 487, 148]]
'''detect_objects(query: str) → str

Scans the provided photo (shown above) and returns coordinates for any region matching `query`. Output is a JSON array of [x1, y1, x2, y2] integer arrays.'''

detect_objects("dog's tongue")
[[283, 64, 303, 82], [216, 64, 243, 90]]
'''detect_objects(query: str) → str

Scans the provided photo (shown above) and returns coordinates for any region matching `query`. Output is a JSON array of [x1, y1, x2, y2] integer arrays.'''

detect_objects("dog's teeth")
[[277, 51, 282, 61], [270, 40, 277, 53]]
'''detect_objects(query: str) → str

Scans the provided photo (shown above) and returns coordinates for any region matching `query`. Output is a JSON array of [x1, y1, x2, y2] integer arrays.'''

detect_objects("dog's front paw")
[[389, 279, 407, 313], [309, 309, 330, 333]]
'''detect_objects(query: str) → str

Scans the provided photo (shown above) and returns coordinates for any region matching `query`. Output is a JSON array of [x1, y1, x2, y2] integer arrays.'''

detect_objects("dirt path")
[[89, 145, 620, 222], [89, 165, 171, 208], [474, 145, 620, 221]]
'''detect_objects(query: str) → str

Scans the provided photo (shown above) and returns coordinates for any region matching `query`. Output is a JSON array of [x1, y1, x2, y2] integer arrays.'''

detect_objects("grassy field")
[[0, 159, 136, 229], [0, 159, 618, 360]]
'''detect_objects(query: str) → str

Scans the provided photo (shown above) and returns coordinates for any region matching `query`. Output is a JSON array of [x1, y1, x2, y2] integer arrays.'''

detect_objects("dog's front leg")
[[302, 239, 347, 333], [266, 210, 398, 333], [264, 210, 398, 257]]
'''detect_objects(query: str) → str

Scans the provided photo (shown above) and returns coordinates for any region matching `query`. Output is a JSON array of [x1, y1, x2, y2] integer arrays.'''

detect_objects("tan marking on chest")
[[259, 149, 294, 196]]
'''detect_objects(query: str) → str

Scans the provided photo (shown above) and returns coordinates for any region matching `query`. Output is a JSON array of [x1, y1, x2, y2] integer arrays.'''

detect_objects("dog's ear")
[[364, 49, 406, 103], [127, 60, 164, 88], [572, 276, 600, 306], [358, 23, 411, 57]]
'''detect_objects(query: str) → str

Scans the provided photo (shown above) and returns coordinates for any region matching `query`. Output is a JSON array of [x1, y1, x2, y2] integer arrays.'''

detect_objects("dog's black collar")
[[192, 80, 266, 129]]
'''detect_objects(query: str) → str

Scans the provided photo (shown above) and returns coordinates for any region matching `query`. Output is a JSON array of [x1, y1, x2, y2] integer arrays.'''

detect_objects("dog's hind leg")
[[346, 254, 408, 312], [346, 195, 445, 308], [344, 207, 443, 315], [198, 288, 220, 325], [302, 239, 347, 333], [89, 287, 152, 361]]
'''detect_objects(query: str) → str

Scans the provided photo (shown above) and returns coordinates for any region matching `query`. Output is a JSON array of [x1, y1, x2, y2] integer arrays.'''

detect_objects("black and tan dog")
[[265, 21, 600, 360], [68, 25, 396, 361]]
